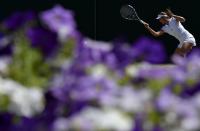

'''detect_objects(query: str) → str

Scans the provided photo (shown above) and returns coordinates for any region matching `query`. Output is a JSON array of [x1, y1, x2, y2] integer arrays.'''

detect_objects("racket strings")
[[120, 5, 140, 21]]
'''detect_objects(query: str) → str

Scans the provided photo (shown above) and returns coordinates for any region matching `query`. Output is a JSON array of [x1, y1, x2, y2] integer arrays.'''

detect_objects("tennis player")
[[143, 9, 196, 57]]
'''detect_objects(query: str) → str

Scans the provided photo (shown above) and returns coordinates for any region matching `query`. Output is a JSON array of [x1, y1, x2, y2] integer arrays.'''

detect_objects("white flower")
[[84, 39, 113, 51], [0, 77, 21, 95], [181, 117, 200, 131], [100, 86, 152, 113], [165, 111, 179, 126], [192, 93, 200, 110], [58, 26, 74, 43], [0, 77, 44, 117], [0, 56, 11, 75], [117, 87, 152, 113], [126, 64, 140, 77], [126, 62, 153, 77], [53, 117, 69, 131], [9, 87, 44, 117], [89, 64, 109, 79], [68, 107, 133, 131]]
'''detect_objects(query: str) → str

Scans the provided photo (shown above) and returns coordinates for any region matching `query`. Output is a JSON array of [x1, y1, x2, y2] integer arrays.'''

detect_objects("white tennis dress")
[[161, 17, 196, 48]]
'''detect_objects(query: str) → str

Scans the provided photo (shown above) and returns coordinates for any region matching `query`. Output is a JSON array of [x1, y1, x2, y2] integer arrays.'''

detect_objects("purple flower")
[[0, 113, 14, 130], [40, 5, 76, 41], [111, 36, 166, 69], [48, 74, 91, 117], [51, 74, 110, 103], [175, 100, 198, 118], [137, 65, 171, 80], [26, 27, 59, 57], [156, 88, 177, 112], [152, 125, 163, 131], [3, 11, 36, 30], [112, 41, 136, 69], [170, 67, 187, 83], [131, 63, 175, 81], [75, 39, 115, 68], [0, 34, 13, 56], [132, 37, 166, 63], [0, 45, 12, 56], [132, 114, 144, 131], [180, 83, 200, 98]]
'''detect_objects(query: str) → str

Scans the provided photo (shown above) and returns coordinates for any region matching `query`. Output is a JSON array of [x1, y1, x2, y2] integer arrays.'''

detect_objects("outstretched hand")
[[143, 21, 149, 28]]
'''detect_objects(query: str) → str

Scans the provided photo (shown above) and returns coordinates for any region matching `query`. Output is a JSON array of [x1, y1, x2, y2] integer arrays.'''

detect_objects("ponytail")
[[165, 9, 174, 18]]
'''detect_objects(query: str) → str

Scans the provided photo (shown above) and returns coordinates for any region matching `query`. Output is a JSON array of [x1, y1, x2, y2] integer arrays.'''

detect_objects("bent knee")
[[182, 43, 193, 52], [175, 48, 185, 57]]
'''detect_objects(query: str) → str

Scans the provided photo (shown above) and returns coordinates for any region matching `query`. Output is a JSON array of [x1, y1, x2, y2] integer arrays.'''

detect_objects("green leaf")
[[8, 31, 52, 88], [0, 94, 10, 112], [147, 78, 170, 93]]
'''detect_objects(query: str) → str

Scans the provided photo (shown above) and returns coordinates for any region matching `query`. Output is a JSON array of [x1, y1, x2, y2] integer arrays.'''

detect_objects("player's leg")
[[181, 42, 193, 56], [174, 42, 193, 57], [174, 47, 185, 57]]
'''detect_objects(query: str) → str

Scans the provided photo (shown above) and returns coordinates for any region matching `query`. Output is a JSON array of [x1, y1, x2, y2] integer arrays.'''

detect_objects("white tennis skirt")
[[178, 37, 196, 48]]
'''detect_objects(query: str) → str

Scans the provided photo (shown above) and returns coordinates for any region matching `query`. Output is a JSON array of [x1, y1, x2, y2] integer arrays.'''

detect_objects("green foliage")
[[0, 94, 10, 111], [147, 78, 170, 93], [8, 32, 52, 88], [118, 75, 131, 86], [173, 84, 182, 95], [148, 110, 162, 125], [60, 38, 75, 59], [50, 38, 76, 68]]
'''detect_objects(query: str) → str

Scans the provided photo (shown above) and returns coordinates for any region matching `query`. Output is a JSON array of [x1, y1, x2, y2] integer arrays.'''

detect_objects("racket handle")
[[139, 20, 144, 24]]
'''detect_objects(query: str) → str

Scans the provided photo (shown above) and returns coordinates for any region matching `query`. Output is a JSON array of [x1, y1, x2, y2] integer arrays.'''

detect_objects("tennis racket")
[[120, 4, 144, 24]]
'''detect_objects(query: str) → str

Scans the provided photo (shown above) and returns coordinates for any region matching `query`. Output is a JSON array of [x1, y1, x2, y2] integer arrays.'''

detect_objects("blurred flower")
[[53, 117, 69, 131], [40, 5, 76, 42], [0, 56, 11, 74], [51, 73, 117, 103], [0, 113, 15, 131], [0, 77, 44, 117], [0, 34, 13, 56], [156, 88, 178, 112], [3, 11, 36, 30], [132, 37, 166, 63], [133, 114, 144, 131], [136, 64, 173, 80], [181, 117, 200, 131], [75, 38, 115, 68], [100, 86, 152, 113], [89, 64, 109, 79], [112, 41, 136, 69], [26, 27, 59, 57], [66, 107, 133, 131], [9, 87, 44, 117]]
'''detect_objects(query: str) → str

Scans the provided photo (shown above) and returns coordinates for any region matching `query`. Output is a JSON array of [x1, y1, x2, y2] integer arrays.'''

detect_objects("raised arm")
[[143, 22, 164, 37], [165, 9, 186, 22]]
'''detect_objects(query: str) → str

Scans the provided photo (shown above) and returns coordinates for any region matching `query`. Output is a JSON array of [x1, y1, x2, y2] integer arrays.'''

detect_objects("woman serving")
[[143, 9, 196, 57]]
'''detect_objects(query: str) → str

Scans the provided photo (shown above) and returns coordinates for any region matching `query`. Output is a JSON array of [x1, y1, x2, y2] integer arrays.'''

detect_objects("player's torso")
[[162, 18, 193, 43]]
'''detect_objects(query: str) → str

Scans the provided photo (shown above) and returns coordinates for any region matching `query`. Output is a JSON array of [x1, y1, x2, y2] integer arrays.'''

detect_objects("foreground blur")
[[0, 5, 200, 131]]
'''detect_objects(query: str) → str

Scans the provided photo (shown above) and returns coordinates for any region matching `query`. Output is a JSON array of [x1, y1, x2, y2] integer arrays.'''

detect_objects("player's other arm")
[[143, 22, 164, 37], [172, 15, 186, 22], [165, 9, 186, 22]]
